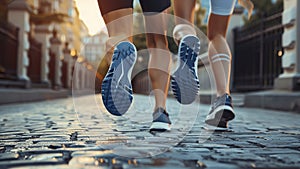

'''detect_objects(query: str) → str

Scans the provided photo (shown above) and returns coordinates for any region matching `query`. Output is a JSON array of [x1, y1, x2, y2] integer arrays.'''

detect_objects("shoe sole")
[[150, 122, 171, 132], [205, 105, 235, 128], [101, 42, 137, 116], [171, 35, 200, 104]]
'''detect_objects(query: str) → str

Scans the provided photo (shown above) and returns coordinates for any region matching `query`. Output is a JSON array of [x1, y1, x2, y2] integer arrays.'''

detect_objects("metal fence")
[[28, 37, 42, 83], [61, 60, 68, 88], [0, 20, 19, 80], [48, 51, 56, 88], [233, 13, 284, 91]]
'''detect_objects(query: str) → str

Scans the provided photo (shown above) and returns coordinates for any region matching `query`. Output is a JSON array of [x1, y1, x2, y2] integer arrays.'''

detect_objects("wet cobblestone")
[[0, 94, 300, 168]]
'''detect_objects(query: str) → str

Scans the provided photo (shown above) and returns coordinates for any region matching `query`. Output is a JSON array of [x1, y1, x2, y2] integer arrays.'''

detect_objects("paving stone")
[[0, 141, 19, 146], [40, 135, 70, 139], [220, 141, 259, 148], [173, 147, 211, 154], [68, 156, 98, 166], [280, 130, 300, 135], [1, 95, 300, 168], [269, 153, 300, 164], [214, 148, 246, 154], [0, 153, 19, 161], [246, 126, 268, 132], [0, 135, 20, 140], [1, 139, 25, 143], [142, 137, 181, 144], [210, 153, 265, 162], [113, 148, 152, 158], [0, 147, 5, 153], [9, 164, 72, 169], [179, 138, 199, 143], [0, 132, 28, 136], [19, 149, 70, 155], [202, 143, 230, 149], [156, 151, 206, 160], [135, 158, 187, 169], [197, 160, 239, 169], [29, 153, 64, 161], [0, 160, 65, 168], [71, 150, 116, 158], [124, 142, 171, 150], [249, 148, 300, 155], [253, 162, 300, 169]]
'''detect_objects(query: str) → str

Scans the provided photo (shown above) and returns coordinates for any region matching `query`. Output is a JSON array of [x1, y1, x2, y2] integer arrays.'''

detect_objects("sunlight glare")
[[74, 0, 106, 35]]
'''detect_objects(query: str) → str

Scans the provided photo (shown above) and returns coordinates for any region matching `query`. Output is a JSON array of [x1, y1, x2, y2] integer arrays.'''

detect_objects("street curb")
[[199, 90, 300, 112], [0, 88, 70, 105], [244, 90, 300, 113]]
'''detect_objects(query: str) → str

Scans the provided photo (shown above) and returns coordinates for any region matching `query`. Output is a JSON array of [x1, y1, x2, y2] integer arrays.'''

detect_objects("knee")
[[207, 33, 225, 42], [207, 33, 214, 41], [207, 32, 217, 42]]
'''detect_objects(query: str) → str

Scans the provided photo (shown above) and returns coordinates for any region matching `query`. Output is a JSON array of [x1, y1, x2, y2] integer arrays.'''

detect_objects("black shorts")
[[98, 0, 171, 15]]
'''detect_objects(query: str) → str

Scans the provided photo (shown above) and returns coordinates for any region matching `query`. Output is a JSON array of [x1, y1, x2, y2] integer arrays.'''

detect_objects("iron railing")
[[0, 20, 19, 80], [28, 37, 42, 83], [233, 13, 284, 91]]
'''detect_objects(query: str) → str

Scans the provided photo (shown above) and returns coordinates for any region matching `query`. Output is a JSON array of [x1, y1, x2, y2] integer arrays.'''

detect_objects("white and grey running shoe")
[[101, 41, 137, 116], [205, 93, 235, 128], [171, 35, 200, 104], [150, 107, 172, 132]]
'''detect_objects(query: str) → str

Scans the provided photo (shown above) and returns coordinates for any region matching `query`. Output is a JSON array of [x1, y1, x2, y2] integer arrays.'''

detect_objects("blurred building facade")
[[0, 0, 94, 91], [83, 31, 108, 64], [0, 0, 299, 111]]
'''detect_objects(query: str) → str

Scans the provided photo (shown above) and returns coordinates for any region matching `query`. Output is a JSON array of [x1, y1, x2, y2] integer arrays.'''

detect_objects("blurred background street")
[[0, 94, 300, 168], [0, 0, 300, 168]]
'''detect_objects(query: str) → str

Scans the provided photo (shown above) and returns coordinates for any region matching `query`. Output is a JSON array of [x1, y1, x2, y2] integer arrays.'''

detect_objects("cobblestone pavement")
[[0, 94, 300, 169]]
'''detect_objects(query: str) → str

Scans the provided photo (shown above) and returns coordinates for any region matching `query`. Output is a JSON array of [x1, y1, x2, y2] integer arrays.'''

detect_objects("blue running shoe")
[[205, 93, 235, 128], [101, 41, 137, 116], [150, 107, 172, 132], [171, 35, 200, 104]]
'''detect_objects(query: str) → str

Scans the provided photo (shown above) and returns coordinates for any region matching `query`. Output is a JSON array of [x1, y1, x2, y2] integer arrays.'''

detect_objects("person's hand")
[[238, 0, 254, 19]]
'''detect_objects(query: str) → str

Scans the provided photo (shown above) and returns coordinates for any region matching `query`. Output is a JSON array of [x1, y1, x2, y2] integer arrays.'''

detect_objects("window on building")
[[94, 38, 100, 44], [53, 0, 59, 12]]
